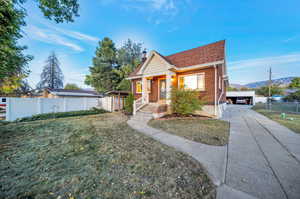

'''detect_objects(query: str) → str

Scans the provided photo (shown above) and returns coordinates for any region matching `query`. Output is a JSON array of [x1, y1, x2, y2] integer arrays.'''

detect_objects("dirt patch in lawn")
[[148, 117, 230, 146], [253, 108, 300, 134], [0, 113, 215, 199]]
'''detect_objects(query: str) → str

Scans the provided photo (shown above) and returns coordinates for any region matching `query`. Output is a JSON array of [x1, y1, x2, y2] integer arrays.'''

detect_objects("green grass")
[[148, 118, 230, 146], [253, 108, 300, 134], [0, 113, 215, 199]]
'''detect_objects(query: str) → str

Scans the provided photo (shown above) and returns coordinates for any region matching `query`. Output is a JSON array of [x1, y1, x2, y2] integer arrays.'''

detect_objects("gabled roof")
[[128, 62, 144, 78], [165, 40, 225, 68], [128, 40, 225, 78]]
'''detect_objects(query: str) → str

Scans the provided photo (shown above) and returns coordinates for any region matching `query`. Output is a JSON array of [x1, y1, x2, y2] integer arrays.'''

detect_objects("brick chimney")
[[142, 49, 147, 62]]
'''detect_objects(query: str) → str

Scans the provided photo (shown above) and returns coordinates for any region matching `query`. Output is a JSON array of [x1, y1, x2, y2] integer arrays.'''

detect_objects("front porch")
[[132, 73, 176, 115]]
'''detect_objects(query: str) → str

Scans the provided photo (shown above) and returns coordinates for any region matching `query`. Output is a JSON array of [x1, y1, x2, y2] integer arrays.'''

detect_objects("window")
[[179, 73, 205, 91], [2, 98, 6, 102], [136, 81, 142, 93], [147, 79, 151, 93], [219, 76, 222, 90]]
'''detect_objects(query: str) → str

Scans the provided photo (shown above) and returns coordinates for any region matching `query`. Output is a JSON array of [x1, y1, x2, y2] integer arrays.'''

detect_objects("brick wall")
[[131, 65, 227, 105], [176, 66, 216, 104]]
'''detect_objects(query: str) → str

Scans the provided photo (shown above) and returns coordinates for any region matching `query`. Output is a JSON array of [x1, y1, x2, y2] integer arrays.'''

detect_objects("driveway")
[[222, 105, 300, 199]]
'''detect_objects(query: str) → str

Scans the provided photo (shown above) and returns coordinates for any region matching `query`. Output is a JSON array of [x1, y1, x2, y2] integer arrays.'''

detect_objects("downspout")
[[217, 80, 224, 118], [214, 65, 217, 116]]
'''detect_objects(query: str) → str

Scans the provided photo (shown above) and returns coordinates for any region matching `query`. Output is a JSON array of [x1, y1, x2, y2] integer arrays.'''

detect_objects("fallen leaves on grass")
[[0, 113, 215, 199]]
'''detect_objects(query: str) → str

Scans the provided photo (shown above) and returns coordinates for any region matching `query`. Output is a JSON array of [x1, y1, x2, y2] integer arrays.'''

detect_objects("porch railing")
[[133, 94, 149, 115]]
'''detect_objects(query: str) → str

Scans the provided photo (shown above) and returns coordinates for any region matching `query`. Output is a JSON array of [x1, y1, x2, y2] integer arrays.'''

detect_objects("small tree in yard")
[[170, 87, 204, 115], [124, 93, 134, 114]]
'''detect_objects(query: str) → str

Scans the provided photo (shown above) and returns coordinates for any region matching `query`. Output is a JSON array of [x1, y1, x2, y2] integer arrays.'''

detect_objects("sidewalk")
[[127, 112, 227, 186]]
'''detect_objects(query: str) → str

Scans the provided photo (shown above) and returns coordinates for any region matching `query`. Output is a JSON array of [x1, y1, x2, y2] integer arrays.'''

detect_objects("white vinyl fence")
[[5, 97, 101, 121]]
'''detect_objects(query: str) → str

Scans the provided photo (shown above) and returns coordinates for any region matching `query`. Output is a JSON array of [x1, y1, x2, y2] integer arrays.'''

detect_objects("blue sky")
[[20, 0, 300, 88]]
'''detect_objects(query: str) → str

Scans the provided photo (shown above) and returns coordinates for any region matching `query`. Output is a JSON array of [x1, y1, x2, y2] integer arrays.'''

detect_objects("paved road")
[[222, 105, 300, 199]]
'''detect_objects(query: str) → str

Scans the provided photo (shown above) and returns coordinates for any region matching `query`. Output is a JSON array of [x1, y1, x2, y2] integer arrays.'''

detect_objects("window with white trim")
[[178, 73, 205, 91], [219, 76, 222, 90]]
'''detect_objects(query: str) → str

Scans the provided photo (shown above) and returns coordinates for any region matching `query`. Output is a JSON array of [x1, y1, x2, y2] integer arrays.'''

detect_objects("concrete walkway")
[[127, 112, 227, 186], [128, 106, 300, 199], [223, 105, 300, 199]]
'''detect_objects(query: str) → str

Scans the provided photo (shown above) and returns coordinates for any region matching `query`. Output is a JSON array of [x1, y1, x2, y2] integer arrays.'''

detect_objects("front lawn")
[[0, 113, 215, 199], [253, 108, 300, 134], [148, 118, 230, 146]]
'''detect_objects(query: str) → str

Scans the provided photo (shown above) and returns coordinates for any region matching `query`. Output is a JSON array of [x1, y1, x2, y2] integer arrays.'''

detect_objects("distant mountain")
[[230, 83, 244, 89], [244, 77, 296, 88]]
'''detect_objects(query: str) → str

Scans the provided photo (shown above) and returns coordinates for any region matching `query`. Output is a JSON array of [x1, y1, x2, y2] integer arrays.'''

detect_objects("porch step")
[[139, 103, 167, 114]]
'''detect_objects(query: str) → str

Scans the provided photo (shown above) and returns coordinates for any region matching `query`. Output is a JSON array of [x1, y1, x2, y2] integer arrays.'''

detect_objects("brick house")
[[127, 40, 228, 118]]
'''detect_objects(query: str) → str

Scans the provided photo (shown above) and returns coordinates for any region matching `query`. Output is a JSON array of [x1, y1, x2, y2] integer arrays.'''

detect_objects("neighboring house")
[[127, 40, 228, 118], [41, 88, 102, 98]]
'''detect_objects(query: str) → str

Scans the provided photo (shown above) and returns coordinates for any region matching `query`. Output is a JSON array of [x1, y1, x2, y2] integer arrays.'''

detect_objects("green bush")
[[16, 108, 107, 122], [0, 120, 10, 126], [284, 90, 300, 102], [170, 87, 204, 115], [124, 93, 134, 114]]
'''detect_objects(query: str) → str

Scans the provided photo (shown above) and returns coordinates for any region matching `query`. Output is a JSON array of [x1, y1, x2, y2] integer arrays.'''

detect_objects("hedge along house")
[[127, 40, 228, 118]]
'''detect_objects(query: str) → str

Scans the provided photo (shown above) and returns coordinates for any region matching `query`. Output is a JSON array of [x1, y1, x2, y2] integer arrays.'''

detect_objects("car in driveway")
[[0, 97, 6, 119], [0, 97, 6, 109], [236, 97, 247, 104]]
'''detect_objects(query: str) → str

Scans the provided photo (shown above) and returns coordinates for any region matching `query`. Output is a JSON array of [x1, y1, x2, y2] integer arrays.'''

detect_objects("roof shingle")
[[165, 40, 225, 68], [128, 40, 225, 77]]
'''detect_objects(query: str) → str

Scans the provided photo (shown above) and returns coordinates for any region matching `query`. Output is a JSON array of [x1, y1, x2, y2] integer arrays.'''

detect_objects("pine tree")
[[85, 38, 145, 92], [37, 52, 64, 89], [85, 37, 120, 92]]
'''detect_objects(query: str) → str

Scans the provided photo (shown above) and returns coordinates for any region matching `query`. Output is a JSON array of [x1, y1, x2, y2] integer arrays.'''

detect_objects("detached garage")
[[226, 91, 256, 105]]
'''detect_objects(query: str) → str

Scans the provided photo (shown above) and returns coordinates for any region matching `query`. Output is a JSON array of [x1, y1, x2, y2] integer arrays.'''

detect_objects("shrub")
[[284, 90, 300, 102], [16, 108, 107, 122], [170, 87, 204, 115], [124, 93, 134, 114], [0, 120, 10, 126]]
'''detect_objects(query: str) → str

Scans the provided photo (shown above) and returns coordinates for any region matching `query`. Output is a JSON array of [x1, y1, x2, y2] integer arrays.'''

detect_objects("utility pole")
[[268, 67, 272, 98], [268, 67, 272, 108]]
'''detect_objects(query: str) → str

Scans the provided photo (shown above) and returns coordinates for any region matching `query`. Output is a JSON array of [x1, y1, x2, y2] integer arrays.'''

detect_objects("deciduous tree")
[[256, 85, 283, 97], [64, 83, 80, 90], [285, 90, 300, 102], [289, 77, 300, 89]]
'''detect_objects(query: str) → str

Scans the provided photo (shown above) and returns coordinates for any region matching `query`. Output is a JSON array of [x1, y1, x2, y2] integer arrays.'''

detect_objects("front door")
[[159, 79, 166, 100]]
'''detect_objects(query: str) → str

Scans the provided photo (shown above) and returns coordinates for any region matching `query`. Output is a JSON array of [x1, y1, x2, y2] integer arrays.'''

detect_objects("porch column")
[[142, 76, 148, 103], [166, 73, 172, 105]]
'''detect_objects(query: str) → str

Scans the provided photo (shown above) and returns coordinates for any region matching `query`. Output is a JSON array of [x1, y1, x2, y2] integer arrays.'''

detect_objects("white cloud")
[[228, 52, 300, 71], [24, 25, 84, 52], [43, 24, 98, 43], [100, 0, 191, 24]]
